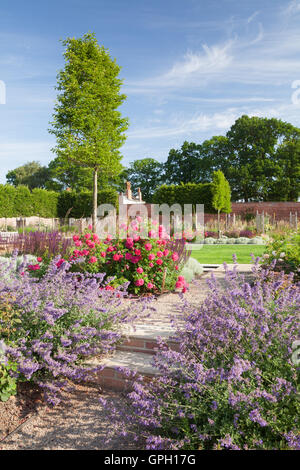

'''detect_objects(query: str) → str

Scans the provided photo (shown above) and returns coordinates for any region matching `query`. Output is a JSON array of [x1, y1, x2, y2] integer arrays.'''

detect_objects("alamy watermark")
[[291, 80, 300, 105], [0, 80, 6, 104], [95, 203, 204, 246]]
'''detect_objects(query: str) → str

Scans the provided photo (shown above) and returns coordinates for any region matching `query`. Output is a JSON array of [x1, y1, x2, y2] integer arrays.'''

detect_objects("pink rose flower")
[[73, 235, 80, 242], [144, 242, 152, 251], [56, 259, 65, 268], [126, 237, 134, 249], [134, 249, 141, 256], [100, 251, 106, 258], [147, 282, 154, 289], [163, 249, 169, 257], [105, 285, 114, 291], [135, 278, 144, 286], [175, 280, 184, 289], [156, 259, 163, 266], [148, 230, 156, 238], [89, 256, 97, 263], [136, 267, 143, 274], [107, 245, 114, 252], [148, 253, 155, 261], [37, 257, 42, 262], [172, 252, 179, 261], [113, 254, 121, 261], [156, 251, 163, 258], [149, 262, 154, 268], [84, 233, 91, 240], [75, 241, 82, 247]]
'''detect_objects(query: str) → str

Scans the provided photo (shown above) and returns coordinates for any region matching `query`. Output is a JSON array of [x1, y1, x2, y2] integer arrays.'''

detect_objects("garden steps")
[[90, 265, 254, 391], [117, 331, 179, 355], [87, 350, 159, 391]]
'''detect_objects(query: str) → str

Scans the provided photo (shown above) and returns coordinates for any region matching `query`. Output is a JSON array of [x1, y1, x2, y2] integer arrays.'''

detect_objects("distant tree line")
[[4, 115, 300, 204]]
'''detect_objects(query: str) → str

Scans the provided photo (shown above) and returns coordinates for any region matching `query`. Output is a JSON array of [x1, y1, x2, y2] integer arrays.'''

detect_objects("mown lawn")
[[191, 244, 265, 264]]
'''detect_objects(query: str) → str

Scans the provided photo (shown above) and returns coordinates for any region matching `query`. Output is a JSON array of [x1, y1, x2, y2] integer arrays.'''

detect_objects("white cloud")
[[247, 11, 260, 24], [283, 1, 300, 16], [164, 42, 233, 82]]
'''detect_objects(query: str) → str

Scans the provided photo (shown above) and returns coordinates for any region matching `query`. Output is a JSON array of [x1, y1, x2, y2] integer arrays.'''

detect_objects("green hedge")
[[0, 185, 118, 218], [152, 182, 216, 213], [57, 189, 118, 218], [0, 185, 59, 218]]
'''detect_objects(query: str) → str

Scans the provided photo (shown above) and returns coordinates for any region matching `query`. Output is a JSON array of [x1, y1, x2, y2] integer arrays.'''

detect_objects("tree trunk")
[[217, 210, 220, 238], [92, 167, 98, 232]]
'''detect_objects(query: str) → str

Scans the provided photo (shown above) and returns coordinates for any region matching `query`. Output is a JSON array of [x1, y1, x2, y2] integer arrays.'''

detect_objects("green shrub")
[[179, 258, 203, 282], [57, 189, 118, 218], [235, 237, 249, 244], [153, 183, 215, 213], [263, 232, 300, 280], [0, 361, 17, 402], [204, 237, 215, 244], [32, 188, 59, 217]]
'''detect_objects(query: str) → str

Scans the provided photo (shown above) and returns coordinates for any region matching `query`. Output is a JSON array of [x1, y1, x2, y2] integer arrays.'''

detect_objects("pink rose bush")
[[66, 219, 190, 295]]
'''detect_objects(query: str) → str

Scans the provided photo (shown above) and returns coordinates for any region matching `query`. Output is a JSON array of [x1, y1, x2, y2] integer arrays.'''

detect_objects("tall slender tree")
[[49, 32, 128, 229], [212, 170, 231, 235]]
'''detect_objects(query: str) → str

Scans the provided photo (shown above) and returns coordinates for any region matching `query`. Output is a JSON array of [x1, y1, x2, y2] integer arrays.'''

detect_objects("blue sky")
[[1, 0, 300, 183]]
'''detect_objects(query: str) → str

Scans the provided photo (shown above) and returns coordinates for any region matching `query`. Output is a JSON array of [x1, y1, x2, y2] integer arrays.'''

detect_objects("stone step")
[[117, 333, 179, 355], [87, 350, 159, 391]]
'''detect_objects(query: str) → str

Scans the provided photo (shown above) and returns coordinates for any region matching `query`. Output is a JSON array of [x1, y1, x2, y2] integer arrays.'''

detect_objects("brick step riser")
[[117, 338, 179, 355], [93, 367, 156, 392]]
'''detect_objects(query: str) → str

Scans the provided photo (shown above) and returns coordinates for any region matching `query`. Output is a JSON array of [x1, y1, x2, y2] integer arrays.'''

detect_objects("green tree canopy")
[[164, 141, 203, 184], [163, 116, 300, 202], [124, 158, 164, 202], [6, 161, 51, 189], [49, 32, 128, 229], [225, 115, 300, 201]]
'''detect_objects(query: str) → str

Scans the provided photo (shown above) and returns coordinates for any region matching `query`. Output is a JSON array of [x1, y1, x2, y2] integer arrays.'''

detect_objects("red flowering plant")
[[67, 219, 191, 295]]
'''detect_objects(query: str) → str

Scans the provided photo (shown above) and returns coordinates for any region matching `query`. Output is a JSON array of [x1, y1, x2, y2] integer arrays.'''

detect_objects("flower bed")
[[0, 253, 148, 405], [24, 220, 192, 295], [104, 263, 300, 450]]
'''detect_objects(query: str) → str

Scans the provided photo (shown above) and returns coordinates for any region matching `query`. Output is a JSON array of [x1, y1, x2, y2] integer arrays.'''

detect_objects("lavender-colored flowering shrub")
[[105, 262, 300, 450], [0, 252, 150, 405]]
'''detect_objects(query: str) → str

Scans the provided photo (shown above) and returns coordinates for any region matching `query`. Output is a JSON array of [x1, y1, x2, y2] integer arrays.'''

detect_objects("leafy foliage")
[[6, 161, 52, 190], [50, 32, 128, 228], [104, 264, 300, 450], [124, 158, 164, 202], [263, 232, 300, 281], [0, 253, 146, 405], [153, 182, 215, 212], [67, 222, 190, 295]]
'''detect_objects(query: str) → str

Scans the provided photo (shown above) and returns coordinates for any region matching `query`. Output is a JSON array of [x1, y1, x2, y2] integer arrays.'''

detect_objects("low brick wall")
[[205, 202, 300, 222]]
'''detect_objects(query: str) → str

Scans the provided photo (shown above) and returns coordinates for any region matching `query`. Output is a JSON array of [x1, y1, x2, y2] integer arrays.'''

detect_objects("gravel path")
[[0, 383, 142, 450]]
